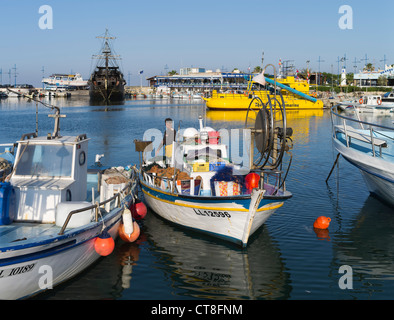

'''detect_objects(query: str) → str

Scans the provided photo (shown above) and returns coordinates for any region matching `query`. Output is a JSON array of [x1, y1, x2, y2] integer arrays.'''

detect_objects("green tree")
[[168, 70, 178, 76], [364, 63, 375, 72], [253, 66, 263, 73], [377, 75, 388, 86]]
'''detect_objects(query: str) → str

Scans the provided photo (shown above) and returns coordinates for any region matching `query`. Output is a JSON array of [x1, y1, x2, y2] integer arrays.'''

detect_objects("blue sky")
[[0, 0, 393, 86]]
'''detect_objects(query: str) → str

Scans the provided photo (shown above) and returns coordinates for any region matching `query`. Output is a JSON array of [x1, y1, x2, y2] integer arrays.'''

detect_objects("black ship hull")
[[89, 82, 125, 102], [88, 68, 126, 102]]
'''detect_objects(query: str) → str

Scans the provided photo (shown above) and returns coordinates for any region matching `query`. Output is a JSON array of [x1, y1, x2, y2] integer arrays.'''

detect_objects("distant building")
[[147, 69, 252, 92], [353, 65, 394, 87]]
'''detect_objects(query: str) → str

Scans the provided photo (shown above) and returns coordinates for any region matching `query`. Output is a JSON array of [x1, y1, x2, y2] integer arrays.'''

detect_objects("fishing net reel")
[[244, 93, 292, 171]]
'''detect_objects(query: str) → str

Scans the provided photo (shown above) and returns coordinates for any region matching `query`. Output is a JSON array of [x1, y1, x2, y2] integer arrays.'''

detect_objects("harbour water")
[[1, 97, 393, 300]]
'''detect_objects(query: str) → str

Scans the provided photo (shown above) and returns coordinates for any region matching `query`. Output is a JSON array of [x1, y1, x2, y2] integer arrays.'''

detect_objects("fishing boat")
[[134, 64, 293, 247], [204, 76, 324, 110], [0, 93, 138, 299], [338, 95, 394, 113], [330, 106, 394, 207], [88, 29, 126, 102]]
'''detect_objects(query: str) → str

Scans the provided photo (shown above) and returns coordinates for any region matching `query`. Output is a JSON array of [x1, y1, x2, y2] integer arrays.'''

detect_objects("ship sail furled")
[[88, 29, 126, 102]]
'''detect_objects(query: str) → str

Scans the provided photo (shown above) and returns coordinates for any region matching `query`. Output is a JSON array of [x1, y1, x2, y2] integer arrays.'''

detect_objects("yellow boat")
[[204, 76, 324, 110]]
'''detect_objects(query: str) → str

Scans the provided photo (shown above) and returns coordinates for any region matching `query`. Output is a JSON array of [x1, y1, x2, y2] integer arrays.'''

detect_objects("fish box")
[[0, 182, 16, 225], [192, 162, 209, 172], [209, 161, 226, 171], [208, 131, 220, 144]]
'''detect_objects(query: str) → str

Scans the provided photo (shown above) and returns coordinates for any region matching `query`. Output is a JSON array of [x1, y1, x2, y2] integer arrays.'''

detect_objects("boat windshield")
[[15, 144, 74, 177]]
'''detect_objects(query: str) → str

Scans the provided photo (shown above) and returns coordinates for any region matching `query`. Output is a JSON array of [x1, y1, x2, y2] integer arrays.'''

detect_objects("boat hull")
[[140, 180, 288, 247], [0, 207, 122, 300], [333, 138, 394, 207], [204, 93, 323, 110], [89, 84, 125, 102]]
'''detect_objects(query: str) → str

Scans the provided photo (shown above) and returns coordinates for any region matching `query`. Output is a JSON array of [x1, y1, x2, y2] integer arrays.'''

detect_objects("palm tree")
[[253, 66, 263, 73], [363, 63, 375, 72]]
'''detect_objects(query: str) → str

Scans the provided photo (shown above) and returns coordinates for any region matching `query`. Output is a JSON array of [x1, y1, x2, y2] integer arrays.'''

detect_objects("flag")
[[139, 70, 143, 74], [252, 69, 266, 86]]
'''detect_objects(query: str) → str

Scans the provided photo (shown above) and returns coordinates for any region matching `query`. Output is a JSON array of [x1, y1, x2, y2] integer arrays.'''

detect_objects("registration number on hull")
[[193, 209, 231, 218]]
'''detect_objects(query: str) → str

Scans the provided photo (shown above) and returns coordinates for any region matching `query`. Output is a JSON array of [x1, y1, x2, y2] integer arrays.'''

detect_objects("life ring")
[[359, 98, 363, 104], [377, 98, 382, 105]]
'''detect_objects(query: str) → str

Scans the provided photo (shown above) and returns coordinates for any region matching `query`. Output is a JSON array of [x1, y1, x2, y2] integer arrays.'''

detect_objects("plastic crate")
[[193, 162, 209, 172], [209, 161, 226, 171]]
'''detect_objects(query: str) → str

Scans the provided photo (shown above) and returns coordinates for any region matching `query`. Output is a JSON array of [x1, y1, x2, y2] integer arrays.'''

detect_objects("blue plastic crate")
[[209, 162, 226, 171]]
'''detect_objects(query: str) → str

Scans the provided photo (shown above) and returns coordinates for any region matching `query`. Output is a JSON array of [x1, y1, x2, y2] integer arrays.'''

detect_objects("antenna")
[[41, 66, 45, 89], [380, 54, 387, 69], [361, 54, 369, 69], [352, 57, 361, 74], [317, 56, 325, 85], [12, 64, 18, 87], [128, 71, 131, 85], [342, 54, 348, 69]]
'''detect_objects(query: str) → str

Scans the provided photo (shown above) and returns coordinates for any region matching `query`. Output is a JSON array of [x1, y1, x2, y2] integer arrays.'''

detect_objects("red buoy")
[[119, 221, 140, 243], [245, 172, 260, 190], [94, 230, 115, 256], [313, 216, 331, 229], [130, 201, 147, 220]]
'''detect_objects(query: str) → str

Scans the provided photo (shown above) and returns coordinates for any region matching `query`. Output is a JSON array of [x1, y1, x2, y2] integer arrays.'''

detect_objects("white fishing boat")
[[330, 106, 394, 207], [134, 66, 293, 247], [0, 94, 138, 299], [338, 95, 394, 113], [42, 73, 88, 90]]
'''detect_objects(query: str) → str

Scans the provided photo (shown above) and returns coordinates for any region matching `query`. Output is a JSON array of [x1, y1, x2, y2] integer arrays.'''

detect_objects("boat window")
[[15, 144, 74, 177]]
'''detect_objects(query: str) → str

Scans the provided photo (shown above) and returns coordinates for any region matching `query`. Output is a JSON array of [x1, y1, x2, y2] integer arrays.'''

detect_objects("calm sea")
[[1, 96, 393, 301]]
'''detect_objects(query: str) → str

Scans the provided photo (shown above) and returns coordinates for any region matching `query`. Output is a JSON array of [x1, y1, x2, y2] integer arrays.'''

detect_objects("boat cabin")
[[358, 95, 382, 105], [10, 134, 89, 223]]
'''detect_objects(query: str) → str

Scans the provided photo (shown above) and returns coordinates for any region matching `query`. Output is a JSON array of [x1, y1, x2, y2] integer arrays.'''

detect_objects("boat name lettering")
[[0, 263, 36, 278], [193, 209, 231, 218]]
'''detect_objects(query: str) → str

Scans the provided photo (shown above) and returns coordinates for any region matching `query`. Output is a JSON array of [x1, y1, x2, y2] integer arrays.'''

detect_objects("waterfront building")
[[147, 69, 252, 93], [353, 65, 394, 87]]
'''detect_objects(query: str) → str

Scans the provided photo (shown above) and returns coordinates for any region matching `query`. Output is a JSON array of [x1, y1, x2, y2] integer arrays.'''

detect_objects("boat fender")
[[130, 200, 147, 220], [377, 98, 382, 105], [359, 98, 363, 104], [119, 221, 140, 243], [94, 229, 115, 256], [122, 207, 134, 236]]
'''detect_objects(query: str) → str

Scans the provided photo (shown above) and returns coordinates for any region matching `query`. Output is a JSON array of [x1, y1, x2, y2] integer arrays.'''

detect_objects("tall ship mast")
[[88, 29, 126, 102]]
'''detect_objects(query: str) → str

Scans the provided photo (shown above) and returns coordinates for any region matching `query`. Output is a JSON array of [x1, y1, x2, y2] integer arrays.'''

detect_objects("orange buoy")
[[94, 230, 115, 256], [130, 201, 147, 220], [119, 221, 140, 243], [245, 172, 260, 190], [313, 216, 331, 229]]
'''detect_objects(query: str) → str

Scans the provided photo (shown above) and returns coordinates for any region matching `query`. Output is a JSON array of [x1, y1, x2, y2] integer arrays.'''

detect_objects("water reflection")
[[333, 196, 394, 298], [140, 212, 291, 300]]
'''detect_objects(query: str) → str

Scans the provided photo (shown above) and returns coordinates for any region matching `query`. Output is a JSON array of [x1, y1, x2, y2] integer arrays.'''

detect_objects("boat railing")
[[330, 105, 393, 157], [58, 170, 138, 235]]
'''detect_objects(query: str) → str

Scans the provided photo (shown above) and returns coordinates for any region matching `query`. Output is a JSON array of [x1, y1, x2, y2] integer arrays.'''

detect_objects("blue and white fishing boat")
[[0, 94, 137, 299], [135, 66, 293, 247], [330, 106, 394, 206]]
